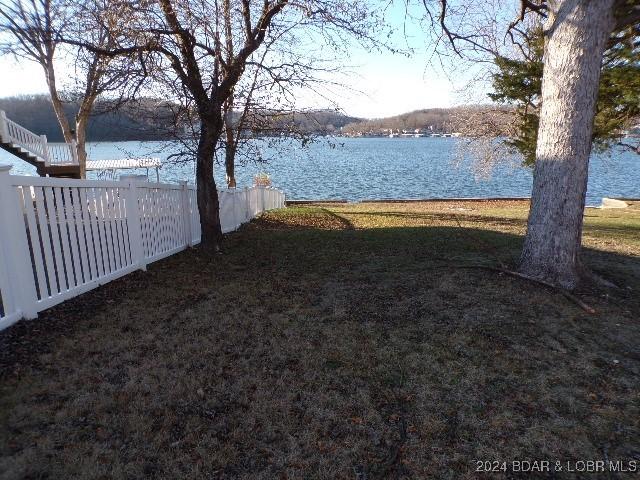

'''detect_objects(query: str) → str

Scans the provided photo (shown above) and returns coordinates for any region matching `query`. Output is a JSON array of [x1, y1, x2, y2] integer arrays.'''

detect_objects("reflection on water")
[[1, 137, 638, 205]]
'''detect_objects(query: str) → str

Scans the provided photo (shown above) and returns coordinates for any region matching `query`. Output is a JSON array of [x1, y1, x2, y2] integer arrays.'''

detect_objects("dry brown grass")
[[1, 201, 639, 479]]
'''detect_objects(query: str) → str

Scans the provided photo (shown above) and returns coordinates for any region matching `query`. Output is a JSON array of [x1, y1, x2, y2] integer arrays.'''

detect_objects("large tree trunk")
[[222, 0, 236, 189], [519, 0, 616, 289], [75, 97, 99, 179], [43, 59, 74, 144], [224, 126, 237, 188], [75, 116, 89, 179], [43, 57, 87, 178], [196, 119, 224, 249]]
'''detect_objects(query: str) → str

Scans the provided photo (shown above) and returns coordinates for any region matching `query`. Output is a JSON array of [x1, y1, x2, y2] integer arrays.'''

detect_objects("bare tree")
[[0, 0, 139, 177], [0, 1, 72, 145], [72, 0, 379, 249], [450, 105, 517, 178], [219, 19, 352, 188], [211, 0, 373, 188]]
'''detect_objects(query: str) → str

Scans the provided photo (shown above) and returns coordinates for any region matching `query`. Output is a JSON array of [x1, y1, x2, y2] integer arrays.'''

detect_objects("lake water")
[[1, 137, 638, 205]]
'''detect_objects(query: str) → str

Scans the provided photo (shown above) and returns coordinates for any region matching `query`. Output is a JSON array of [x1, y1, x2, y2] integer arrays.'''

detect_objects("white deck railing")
[[0, 166, 285, 330], [47, 142, 79, 165], [0, 111, 79, 166]]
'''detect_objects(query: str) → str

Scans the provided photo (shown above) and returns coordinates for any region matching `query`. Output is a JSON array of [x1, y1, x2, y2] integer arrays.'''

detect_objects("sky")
[[302, 47, 479, 118], [0, 54, 477, 118], [0, 3, 490, 119], [299, 1, 491, 118]]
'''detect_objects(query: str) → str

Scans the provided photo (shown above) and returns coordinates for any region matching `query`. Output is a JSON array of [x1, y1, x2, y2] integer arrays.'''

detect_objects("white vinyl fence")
[[0, 166, 285, 330]]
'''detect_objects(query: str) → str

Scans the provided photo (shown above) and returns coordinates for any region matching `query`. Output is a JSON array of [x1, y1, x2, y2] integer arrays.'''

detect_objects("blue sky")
[[294, 1, 491, 117], [0, 2, 490, 118]]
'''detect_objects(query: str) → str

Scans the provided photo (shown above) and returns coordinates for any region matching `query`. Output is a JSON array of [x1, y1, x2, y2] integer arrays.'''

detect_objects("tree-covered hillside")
[[0, 95, 363, 141], [1, 95, 519, 141], [342, 106, 515, 136], [0, 95, 175, 142]]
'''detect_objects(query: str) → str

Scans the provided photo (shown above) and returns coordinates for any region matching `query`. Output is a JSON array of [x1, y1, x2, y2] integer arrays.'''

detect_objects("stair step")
[[1, 113, 81, 178], [1, 143, 45, 166]]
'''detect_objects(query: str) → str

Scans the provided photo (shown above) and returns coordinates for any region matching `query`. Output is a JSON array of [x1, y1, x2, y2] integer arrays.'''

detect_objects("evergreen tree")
[[490, 26, 640, 166]]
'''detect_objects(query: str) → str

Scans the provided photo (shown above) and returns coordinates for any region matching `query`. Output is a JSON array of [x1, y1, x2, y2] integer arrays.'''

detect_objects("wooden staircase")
[[0, 111, 81, 178]]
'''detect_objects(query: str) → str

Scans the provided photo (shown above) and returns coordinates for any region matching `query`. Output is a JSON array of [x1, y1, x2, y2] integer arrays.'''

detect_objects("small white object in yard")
[[600, 198, 628, 209], [613, 359, 620, 364]]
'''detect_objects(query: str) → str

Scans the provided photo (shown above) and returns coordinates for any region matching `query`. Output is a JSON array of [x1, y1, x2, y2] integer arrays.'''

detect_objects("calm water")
[[1, 137, 638, 205]]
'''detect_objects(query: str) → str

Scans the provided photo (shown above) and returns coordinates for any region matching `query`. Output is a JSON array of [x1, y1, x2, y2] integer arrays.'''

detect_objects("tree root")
[[450, 214, 597, 314], [462, 265, 597, 314], [582, 268, 620, 290]]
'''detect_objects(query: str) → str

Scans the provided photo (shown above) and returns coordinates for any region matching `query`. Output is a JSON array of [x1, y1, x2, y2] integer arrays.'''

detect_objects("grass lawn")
[[1, 200, 639, 479]]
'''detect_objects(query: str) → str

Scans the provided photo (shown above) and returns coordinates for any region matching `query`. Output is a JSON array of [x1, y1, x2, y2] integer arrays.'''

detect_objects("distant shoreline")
[[285, 198, 640, 208], [286, 197, 531, 204]]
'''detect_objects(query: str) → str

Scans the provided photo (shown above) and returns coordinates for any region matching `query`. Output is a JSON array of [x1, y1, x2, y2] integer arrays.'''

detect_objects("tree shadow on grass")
[[337, 210, 528, 229], [2, 214, 639, 374]]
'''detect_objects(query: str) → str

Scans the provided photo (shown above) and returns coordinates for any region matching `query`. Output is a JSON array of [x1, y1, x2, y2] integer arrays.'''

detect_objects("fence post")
[[179, 181, 193, 247], [232, 189, 240, 230], [0, 165, 39, 319], [0, 111, 9, 142], [244, 186, 250, 221], [125, 180, 146, 271], [252, 187, 258, 217], [40, 135, 50, 165], [70, 140, 79, 165], [238, 189, 244, 226]]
